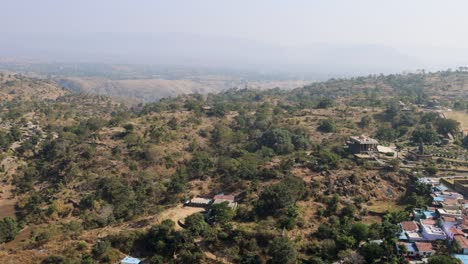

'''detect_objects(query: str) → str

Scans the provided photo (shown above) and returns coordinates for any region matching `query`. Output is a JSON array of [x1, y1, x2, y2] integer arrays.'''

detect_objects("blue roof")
[[121, 256, 141, 264], [398, 231, 408, 241], [435, 185, 449, 191], [453, 254, 468, 264], [423, 211, 437, 218], [433, 196, 445, 202], [404, 242, 417, 253]]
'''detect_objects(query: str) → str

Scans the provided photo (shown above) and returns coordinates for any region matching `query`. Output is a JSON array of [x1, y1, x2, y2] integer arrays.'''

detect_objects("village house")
[[437, 208, 463, 218], [399, 221, 424, 242], [212, 194, 237, 209], [414, 242, 435, 257], [184, 193, 238, 209], [398, 242, 435, 258], [440, 216, 459, 237], [347, 135, 379, 154], [447, 227, 466, 240], [185, 197, 212, 208], [420, 219, 447, 240]]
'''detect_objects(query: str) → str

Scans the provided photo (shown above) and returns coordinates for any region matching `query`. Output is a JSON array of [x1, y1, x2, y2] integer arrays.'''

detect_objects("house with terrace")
[[420, 219, 447, 240], [399, 221, 424, 242], [437, 208, 463, 218], [440, 216, 459, 236]]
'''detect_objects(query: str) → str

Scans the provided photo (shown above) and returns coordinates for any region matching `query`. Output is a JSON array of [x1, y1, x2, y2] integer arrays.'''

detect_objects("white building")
[[420, 219, 447, 240]]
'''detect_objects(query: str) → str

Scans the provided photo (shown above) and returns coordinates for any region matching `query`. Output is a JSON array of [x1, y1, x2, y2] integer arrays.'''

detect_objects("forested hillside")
[[0, 70, 467, 263]]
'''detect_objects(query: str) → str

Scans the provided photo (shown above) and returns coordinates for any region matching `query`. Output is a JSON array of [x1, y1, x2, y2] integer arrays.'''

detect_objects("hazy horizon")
[[2, 0, 468, 76]]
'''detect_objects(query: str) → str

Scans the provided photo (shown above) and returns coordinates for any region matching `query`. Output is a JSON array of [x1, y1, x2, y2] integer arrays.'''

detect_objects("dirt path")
[[0, 183, 17, 218], [86, 205, 206, 239]]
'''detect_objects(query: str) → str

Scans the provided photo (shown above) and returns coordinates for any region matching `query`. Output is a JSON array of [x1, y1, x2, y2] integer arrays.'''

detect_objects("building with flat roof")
[[185, 197, 212, 208], [347, 135, 379, 154], [437, 208, 463, 218], [420, 219, 447, 240]]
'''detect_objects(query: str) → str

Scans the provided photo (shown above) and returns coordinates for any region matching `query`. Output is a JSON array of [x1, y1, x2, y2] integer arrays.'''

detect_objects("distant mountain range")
[[0, 32, 421, 77]]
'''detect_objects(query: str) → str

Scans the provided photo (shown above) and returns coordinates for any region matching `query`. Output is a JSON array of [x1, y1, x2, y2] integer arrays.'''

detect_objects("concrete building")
[[185, 197, 212, 208], [398, 242, 435, 258], [447, 227, 466, 240], [347, 135, 379, 154], [414, 242, 435, 257], [437, 208, 463, 218], [420, 219, 447, 240], [212, 194, 237, 209], [440, 216, 459, 238], [399, 221, 425, 242]]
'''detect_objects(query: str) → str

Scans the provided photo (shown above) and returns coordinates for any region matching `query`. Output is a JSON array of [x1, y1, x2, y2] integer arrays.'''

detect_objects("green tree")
[[209, 202, 235, 225], [259, 128, 294, 154], [359, 116, 372, 128], [184, 213, 210, 236], [436, 118, 460, 135], [411, 128, 439, 144], [359, 242, 383, 264], [0, 217, 19, 243], [317, 98, 334, 109], [41, 255, 66, 264], [267, 237, 297, 264], [256, 177, 306, 216], [318, 119, 337, 133], [92, 240, 111, 259], [350, 223, 369, 242], [427, 255, 460, 264]]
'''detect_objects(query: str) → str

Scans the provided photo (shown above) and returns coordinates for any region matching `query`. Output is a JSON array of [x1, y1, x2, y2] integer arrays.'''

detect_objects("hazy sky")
[[2, 0, 467, 47], [2, 0, 468, 69]]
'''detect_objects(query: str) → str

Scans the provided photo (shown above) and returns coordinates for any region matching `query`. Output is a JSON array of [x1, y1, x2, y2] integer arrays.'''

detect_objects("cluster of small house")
[[185, 194, 238, 210], [396, 177, 468, 263]]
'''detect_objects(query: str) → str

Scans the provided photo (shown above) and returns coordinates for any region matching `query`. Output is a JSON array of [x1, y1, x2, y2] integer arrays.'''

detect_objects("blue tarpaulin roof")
[[404, 243, 417, 253], [435, 185, 449, 191], [424, 211, 437, 218], [453, 254, 468, 264], [398, 232, 408, 241], [433, 196, 444, 202], [121, 256, 141, 264]]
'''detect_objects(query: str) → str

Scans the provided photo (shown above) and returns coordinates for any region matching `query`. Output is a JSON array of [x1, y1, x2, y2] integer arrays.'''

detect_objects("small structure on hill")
[[213, 194, 238, 209], [121, 256, 141, 264], [185, 197, 212, 208], [347, 135, 379, 154], [185, 193, 238, 209]]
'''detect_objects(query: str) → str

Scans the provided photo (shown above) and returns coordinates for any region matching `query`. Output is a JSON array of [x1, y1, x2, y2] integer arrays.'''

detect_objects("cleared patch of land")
[[445, 110, 468, 130]]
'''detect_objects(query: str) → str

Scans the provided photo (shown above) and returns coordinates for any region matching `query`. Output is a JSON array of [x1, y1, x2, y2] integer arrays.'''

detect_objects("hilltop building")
[[347, 135, 379, 154]]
